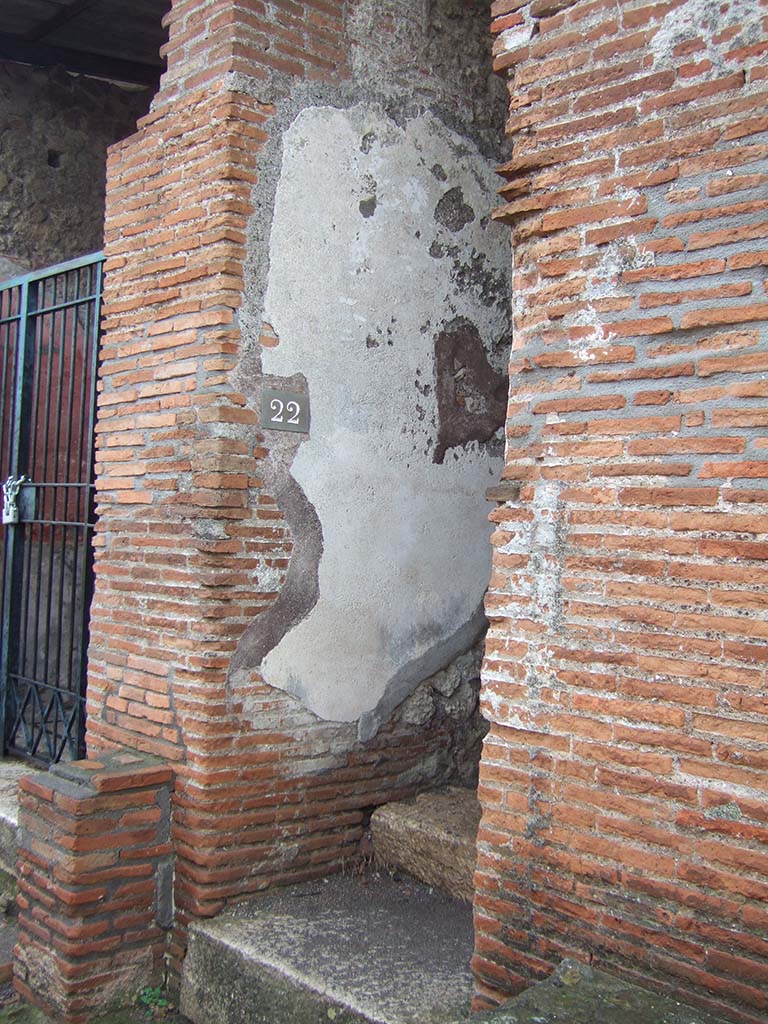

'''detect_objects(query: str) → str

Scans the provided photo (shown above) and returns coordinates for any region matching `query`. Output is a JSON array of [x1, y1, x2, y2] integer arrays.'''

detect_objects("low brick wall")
[[14, 751, 173, 1023]]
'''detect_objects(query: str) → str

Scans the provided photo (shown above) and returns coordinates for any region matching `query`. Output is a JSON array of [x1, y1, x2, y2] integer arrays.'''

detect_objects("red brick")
[[542, 195, 648, 230]]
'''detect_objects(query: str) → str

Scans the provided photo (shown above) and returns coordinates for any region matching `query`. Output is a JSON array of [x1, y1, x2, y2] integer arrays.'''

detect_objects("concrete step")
[[370, 787, 480, 902], [180, 873, 474, 1024]]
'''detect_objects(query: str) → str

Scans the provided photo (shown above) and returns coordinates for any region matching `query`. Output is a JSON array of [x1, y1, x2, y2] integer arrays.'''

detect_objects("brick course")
[[476, 1, 768, 1021]]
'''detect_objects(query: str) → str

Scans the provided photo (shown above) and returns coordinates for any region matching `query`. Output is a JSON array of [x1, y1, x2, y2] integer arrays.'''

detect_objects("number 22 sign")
[[260, 388, 310, 433]]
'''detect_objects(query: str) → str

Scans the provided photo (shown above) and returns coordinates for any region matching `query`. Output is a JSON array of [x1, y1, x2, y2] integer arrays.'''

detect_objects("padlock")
[[2, 475, 26, 525]]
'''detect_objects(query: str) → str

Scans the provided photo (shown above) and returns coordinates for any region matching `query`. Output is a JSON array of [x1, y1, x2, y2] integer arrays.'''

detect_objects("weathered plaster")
[[248, 104, 510, 732], [347, 0, 508, 160], [227, 0, 511, 742], [229, 632, 488, 784]]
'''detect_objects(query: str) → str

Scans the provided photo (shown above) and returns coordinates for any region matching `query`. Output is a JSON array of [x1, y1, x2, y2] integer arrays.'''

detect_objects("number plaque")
[[260, 388, 310, 433]]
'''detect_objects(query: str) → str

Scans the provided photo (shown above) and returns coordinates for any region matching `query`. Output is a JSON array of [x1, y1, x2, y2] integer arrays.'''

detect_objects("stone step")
[[370, 787, 480, 902], [0, 759, 43, 876], [180, 873, 475, 1024], [475, 959, 729, 1024], [180, 875, 729, 1024]]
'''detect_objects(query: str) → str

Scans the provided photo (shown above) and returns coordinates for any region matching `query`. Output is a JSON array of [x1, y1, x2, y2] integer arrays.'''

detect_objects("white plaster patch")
[[651, 0, 763, 70], [260, 105, 510, 724], [567, 305, 610, 352], [588, 238, 655, 300]]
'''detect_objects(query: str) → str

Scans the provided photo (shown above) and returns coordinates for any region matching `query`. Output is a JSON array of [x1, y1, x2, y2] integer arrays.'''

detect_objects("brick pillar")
[[15, 752, 173, 1023], [474, 0, 768, 1022], [86, 0, 358, 974]]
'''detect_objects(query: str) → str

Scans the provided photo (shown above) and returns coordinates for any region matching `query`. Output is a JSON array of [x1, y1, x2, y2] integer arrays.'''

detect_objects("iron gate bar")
[[6, 291, 102, 319], [0, 252, 103, 765], [0, 284, 20, 700], [0, 251, 105, 290], [1, 273, 35, 757]]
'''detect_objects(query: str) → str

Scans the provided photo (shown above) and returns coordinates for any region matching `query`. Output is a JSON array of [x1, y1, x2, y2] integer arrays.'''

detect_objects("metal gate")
[[0, 253, 103, 765]]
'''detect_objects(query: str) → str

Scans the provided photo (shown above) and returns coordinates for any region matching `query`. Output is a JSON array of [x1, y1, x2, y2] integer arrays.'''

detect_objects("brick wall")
[[14, 753, 173, 1022], [158, 0, 350, 98], [87, 0, 353, 968], [87, 0, 492, 979], [474, 1, 768, 1021]]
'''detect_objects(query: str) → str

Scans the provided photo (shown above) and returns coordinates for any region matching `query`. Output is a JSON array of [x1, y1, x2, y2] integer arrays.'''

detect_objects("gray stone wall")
[[0, 61, 151, 277]]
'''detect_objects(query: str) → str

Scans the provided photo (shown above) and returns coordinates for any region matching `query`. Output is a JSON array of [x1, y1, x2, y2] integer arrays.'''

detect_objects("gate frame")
[[0, 251, 104, 765]]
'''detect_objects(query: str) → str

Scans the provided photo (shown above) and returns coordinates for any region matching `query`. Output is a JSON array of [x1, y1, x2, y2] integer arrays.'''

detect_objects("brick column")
[[15, 752, 173, 1023]]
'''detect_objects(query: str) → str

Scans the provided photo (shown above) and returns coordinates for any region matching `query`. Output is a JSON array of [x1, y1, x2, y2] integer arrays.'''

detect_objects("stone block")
[[371, 787, 481, 902]]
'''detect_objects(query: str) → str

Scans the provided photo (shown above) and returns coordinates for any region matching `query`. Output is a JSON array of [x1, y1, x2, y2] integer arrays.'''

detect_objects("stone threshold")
[[180, 872, 475, 1024], [180, 870, 732, 1024]]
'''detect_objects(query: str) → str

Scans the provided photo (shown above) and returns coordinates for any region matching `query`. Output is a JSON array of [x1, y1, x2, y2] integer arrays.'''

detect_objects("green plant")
[[136, 986, 171, 1021]]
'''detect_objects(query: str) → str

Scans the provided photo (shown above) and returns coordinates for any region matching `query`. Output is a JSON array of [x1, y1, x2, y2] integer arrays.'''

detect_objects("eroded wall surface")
[[0, 61, 150, 276]]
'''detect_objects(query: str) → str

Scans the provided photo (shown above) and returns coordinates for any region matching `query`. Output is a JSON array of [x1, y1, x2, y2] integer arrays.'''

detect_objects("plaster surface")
[[256, 104, 511, 730], [348, 0, 508, 160]]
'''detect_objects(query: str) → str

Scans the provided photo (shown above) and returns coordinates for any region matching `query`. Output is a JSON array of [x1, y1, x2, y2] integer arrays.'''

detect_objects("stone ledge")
[[371, 786, 481, 902], [50, 751, 172, 793]]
